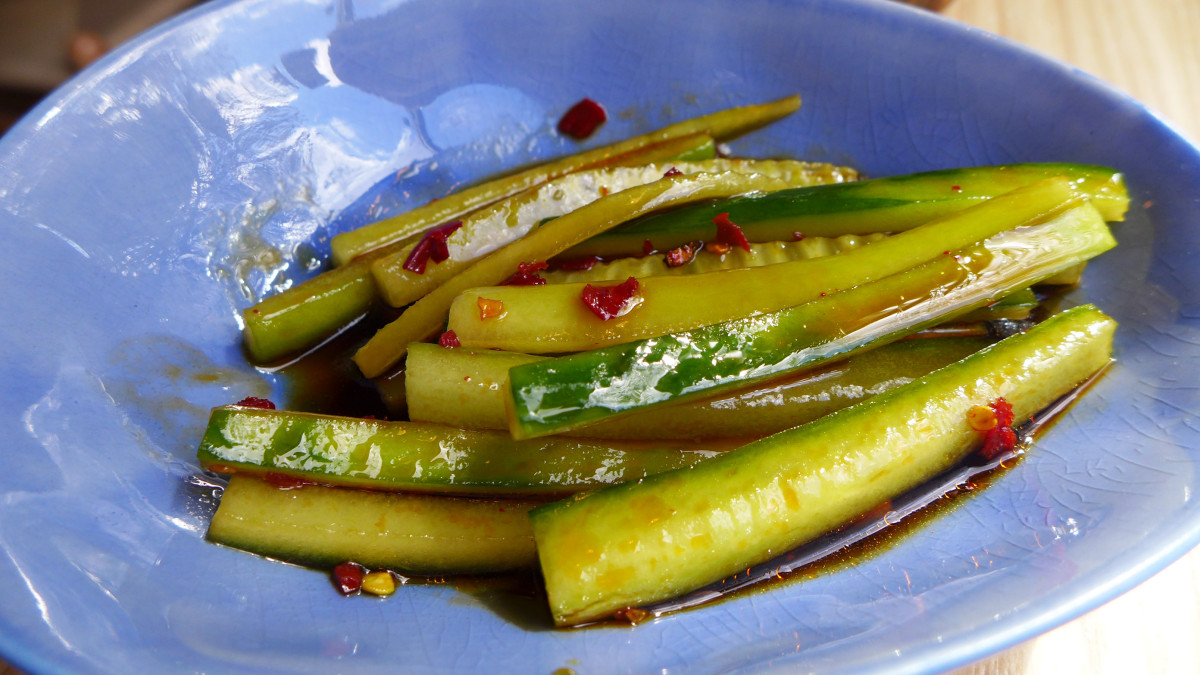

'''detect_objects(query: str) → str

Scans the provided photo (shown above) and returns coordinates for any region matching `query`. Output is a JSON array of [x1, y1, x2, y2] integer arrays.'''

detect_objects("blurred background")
[[0, 0, 201, 133]]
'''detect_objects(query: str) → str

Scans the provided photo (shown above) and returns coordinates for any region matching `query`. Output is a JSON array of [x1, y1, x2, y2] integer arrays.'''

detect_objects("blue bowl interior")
[[1, 0, 1199, 673]]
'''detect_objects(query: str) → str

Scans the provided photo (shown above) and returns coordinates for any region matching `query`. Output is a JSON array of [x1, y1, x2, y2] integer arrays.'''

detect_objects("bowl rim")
[[2, 1, 1199, 674]]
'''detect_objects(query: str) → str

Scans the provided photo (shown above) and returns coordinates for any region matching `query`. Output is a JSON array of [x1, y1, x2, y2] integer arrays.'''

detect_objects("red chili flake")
[[333, 562, 366, 596], [501, 261, 549, 286], [663, 167, 682, 178], [982, 426, 1018, 460], [402, 220, 463, 274], [557, 98, 607, 140], [263, 472, 312, 489], [581, 277, 640, 320], [599, 186, 610, 196], [438, 330, 461, 348], [642, 239, 655, 256], [712, 212, 751, 252], [705, 241, 731, 255], [664, 241, 702, 268], [991, 397, 1014, 426], [551, 255, 602, 271], [951, 185, 962, 192], [980, 397, 1017, 459], [235, 396, 275, 409], [792, 232, 805, 241], [614, 607, 651, 624]]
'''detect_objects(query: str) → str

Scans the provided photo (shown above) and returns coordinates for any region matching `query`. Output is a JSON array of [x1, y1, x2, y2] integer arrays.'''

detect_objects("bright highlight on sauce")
[[614, 607, 651, 624]]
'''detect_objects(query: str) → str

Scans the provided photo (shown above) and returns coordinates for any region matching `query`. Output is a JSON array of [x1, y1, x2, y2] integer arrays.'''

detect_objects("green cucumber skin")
[[531, 305, 1117, 625], [197, 407, 724, 495], [407, 338, 993, 440], [242, 258, 377, 364], [209, 475, 538, 574], [507, 202, 1116, 439], [451, 178, 1074, 356], [669, 137, 717, 161], [562, 163, 1127, 257]]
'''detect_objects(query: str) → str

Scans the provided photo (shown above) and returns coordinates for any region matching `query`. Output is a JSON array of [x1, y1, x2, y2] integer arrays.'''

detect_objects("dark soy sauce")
[[257, 308, 396, 419], [626, 365, 1109, 622], [233, 275, 1102, 627]]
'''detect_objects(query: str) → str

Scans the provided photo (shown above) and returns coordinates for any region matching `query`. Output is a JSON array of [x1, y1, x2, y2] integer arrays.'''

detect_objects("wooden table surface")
[[942, 1, 1200, 673], [2, 1, 1198, 673]]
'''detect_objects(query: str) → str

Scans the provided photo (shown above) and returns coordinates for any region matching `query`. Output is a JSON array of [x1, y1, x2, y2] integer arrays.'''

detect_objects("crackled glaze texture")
[[0, 0, 1198, 673]]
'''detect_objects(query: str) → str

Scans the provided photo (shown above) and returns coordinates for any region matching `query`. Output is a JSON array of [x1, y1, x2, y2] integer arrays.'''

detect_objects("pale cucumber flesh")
[[208, 475, 539, 574]]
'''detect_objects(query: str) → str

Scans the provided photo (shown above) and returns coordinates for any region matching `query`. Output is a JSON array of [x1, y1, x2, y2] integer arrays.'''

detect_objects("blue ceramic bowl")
[[2, 0, 1198, 673]]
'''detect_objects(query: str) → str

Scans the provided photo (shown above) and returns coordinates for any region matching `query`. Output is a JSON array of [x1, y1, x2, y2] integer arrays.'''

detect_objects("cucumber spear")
[[531, 304, 1116, 625], [506, 196, 1116, 438]]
